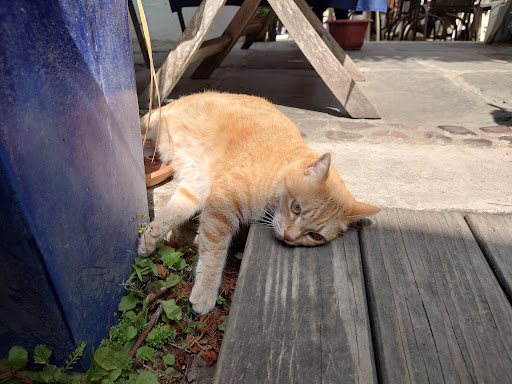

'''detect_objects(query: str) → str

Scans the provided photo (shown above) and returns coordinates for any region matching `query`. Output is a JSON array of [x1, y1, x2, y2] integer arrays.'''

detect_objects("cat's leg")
[[190, 207, 237, 314], [138, 184, 201, 256]]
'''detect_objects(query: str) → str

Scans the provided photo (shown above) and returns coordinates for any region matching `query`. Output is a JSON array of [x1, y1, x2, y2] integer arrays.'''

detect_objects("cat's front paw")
[[137, 224, 162, 256], [189, 281, 218, 314]]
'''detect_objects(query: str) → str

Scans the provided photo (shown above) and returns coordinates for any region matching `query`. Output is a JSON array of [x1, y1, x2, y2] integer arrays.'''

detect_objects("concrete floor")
[[135, 40, 512, 214]]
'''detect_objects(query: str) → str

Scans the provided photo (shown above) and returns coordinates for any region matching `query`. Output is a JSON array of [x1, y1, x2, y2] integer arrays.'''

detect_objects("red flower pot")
[[327, 19, 372, 51]]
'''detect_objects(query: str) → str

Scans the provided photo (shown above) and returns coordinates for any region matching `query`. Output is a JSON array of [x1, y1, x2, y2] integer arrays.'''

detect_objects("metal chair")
[[423, 0, 479, 40], [384, 0, 478, 40]]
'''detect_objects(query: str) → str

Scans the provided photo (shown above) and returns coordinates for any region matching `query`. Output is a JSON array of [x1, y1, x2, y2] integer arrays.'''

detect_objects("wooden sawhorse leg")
[[191, 0, 261, 79], [268, 0, 379, 118], [138, 0, 228, 109]]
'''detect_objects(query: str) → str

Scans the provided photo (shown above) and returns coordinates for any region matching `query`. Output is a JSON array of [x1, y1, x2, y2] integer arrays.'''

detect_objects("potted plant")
[[327, 18, 372, 50]]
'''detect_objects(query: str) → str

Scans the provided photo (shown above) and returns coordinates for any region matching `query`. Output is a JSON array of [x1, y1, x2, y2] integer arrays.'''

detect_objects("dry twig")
[[129, 304, 163, 358]]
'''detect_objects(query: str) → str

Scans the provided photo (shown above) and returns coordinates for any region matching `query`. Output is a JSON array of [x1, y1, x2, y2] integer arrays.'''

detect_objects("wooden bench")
[[214, 209, 512, 383]]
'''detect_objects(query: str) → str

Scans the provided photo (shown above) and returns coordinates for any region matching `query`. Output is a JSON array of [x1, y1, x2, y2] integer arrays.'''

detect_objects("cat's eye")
[[309, 232, 324, 241], [291, 200, 301, 214]]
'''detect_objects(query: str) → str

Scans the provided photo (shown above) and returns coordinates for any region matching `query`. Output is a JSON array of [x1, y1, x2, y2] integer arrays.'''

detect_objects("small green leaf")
[[159, 246, 182, 267], [163, 354, 175, 366], [94, 347, 119, 371], [175, 258, 187, 270], [218, 315, 228, 331], [148, 259, 158, 276], [135, 346, 154, 360], [107, 367, 122, 381], [135, 257, 150, 267], [63, 341, 86, 373], [147, 324, 167, 340], [123, 325, 138, 341], [234, 252, 243, 260], [216, 296, 225, 305], [162, 274, 180, 288], [132, 264, 150, 281], [118, 294, 139, 312], [160, 299, 182, 321], [135, 371, 159, 384], [40, 365, 61, 383], [33, 345, 52, 365], [123, 310, 137, 322], [8, 346, 28, 370]]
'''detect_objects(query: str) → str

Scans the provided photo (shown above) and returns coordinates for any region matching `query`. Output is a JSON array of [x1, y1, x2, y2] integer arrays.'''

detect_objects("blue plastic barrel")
[[0, 0, 147, 364]]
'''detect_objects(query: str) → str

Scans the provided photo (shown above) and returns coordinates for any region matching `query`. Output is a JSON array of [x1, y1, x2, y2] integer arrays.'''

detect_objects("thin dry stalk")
[[136, 0, 161, 160]]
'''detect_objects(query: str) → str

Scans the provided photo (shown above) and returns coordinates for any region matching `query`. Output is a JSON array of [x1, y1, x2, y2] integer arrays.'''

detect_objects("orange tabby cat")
[[138, 92, 380, 314]]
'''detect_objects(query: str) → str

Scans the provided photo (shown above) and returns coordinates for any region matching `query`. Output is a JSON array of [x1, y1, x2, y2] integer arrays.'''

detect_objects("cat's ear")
[[304, 153, 331, 182], [348, 199, 381, 219]]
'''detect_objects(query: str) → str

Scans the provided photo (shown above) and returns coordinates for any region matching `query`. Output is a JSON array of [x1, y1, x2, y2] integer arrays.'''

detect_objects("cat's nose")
[[283, 232, 294, 242]]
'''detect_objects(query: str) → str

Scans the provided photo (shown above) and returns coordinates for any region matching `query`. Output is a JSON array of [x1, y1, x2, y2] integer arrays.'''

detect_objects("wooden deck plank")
[[214, 225, 376, 383], [466, 213, 512, 301], [360, 209, 512, 383]]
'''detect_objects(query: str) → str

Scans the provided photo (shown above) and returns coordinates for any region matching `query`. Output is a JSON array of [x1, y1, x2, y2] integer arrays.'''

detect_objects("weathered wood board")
[[266, 0, 379, 118], [466, 213, 512, 301], [360, 209, 512, 383], [215, 226, 376, 383], [293, 0, 365, 82], [191, 0, 261, 80], [138, 0, 227, 108]]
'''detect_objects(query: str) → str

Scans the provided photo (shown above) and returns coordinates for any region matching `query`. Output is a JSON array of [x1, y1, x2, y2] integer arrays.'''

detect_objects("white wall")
[[129, 0, 240, 52]]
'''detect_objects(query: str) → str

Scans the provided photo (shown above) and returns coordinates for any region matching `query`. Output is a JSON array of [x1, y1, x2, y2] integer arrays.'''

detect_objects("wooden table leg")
[[242, 8, 276, 49], [295, 0, 366, 82], [485, 0, 512, 44], [191, 0, 261, 79], [268, 0, 380, 118], [138, 0, 227, 109], [128, 0, 150, 68]]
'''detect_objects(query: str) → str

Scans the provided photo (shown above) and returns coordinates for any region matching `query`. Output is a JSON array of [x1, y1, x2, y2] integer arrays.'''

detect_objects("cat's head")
[[272, 153, 380, 246]]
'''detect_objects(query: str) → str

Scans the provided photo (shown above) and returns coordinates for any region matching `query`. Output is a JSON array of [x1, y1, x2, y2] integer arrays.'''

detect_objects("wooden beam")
[[267, 0, 379, 118], [128, 0, 150, 68], [485, 0, 512, 44], [191, 35, 231, 63], [138, 0, 227, 109], [241, 23, 262, 37], [241, 8, 276, 49], [293, 0, 365, 81], [191, 0, 261, 80]]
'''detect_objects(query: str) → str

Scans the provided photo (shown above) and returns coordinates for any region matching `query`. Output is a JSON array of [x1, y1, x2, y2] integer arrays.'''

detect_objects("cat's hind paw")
[[189, 283, 218, 315]]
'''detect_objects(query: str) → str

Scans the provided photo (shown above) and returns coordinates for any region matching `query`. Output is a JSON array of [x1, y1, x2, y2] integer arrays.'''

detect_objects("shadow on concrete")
[[490, 103, 512, 127]]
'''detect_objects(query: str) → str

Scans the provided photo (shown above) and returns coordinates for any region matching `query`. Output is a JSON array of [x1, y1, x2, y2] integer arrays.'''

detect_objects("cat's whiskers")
[[250, 206, 276, 230]]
